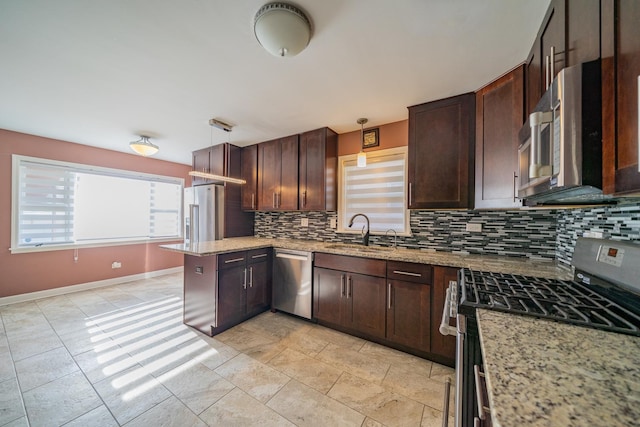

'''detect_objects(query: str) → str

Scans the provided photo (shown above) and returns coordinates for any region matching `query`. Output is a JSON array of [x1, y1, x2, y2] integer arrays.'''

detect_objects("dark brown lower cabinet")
[[183, 249, 270, 337], [386, 279, 431, 353], [313, 253, 386, 340]]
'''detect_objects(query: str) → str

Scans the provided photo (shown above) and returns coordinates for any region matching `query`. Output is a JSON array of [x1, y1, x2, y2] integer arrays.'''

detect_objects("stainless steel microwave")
[[518, 60, 602, 205]]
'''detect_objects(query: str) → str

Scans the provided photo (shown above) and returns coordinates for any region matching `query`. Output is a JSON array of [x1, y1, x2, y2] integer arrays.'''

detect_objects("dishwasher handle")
[[274, 249, 312, 261]]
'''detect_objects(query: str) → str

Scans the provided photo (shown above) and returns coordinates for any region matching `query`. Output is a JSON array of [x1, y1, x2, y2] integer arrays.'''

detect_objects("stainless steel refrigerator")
[[184, 184, 224, 244]]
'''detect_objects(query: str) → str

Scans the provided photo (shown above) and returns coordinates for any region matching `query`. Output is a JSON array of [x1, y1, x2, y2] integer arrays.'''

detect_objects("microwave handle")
[[529, 111, 553, 179], [513, 171, 518, 203], [550, 46, 555, 85], [545, 54, 550, 90]]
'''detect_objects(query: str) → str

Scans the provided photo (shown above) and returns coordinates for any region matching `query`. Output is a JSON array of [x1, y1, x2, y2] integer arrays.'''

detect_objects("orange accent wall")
[[0, 129, 191, 298], [337, 119, 408, 156]]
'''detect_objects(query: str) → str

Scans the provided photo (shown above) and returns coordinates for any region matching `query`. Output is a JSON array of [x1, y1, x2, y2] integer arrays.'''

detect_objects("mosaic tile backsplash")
[[254, 200, 640, 265]]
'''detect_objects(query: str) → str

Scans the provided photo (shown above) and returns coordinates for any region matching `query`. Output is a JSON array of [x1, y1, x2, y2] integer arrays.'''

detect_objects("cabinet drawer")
[[314, 252, 386, 278], [218, 251, 247, 269], [387, 261, 432, 284], [247, 248, 270, 263]]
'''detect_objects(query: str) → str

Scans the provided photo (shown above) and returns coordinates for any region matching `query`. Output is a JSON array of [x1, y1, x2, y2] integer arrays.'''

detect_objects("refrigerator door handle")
[[189, 204, 199, 244]]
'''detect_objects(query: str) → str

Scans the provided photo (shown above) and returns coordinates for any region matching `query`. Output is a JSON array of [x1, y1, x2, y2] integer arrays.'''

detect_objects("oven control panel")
[[597, 245, 625, 267]]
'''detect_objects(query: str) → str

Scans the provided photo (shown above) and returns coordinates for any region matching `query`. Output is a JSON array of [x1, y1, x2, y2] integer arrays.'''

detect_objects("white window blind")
[[339, 147, 409, 234], [12, 155, 183, 252]]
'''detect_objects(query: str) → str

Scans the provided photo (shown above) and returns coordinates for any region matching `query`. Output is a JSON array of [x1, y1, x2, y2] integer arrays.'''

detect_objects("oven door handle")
[[439, 287, 458, 336]]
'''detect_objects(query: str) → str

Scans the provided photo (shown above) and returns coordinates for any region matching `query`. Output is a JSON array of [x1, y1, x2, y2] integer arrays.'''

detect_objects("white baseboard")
[[0, 267, 184, 307]]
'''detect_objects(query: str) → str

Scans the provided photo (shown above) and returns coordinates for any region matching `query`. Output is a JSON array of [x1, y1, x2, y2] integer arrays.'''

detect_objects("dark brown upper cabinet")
[[191, 144, 228, 186], [299, 127, 338, 211], [241, 144, 258, 210], [602, 0, 640, 194], [475, 66, 525, 209], [257, 134, 299, 211], [408, 93, 475, 209]]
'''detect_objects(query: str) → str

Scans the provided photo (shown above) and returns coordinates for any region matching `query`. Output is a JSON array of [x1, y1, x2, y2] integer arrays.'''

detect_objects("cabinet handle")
[[512, 171, 518, 203], [550, 45, 555, 83], [249, 266, 253, 288], [442, 378, 451, 427], [251, 193, 255, 210], [387, 283, 392, 309], [340, 274, 345, 297], [251, 253, 268, 259], [278, 192, 281, 208], [272, 192, 276, 209], [347, 276, 352, 298], [224, 257, 244, 264], [392, 270, 421, 277], [302, 190, 307, 207], [544, 55, 551, 90], [243, 268, 247, 290]]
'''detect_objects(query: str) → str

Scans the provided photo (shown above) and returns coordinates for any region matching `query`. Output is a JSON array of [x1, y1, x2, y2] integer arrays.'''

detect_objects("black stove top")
[[459, 269, 640, 336]]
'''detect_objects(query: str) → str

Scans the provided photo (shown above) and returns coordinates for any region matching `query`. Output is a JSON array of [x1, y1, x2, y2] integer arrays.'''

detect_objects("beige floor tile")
[[359, 341, 433, 374], [363, 417, 385, 427], [93, 364, 172, 425], [327, 373, 424, 427], [2, 416, 28, 427], [214, 353, 290, 403], [422, 406, 446, 427], [215, 325, 285, 363], [268, 347, 342, 393], [429, 363, 455, 383], [277, 328, 330, 357], [63, 405, 118, 427], [307, 325, 366, 350], [200, 387, 294, 427], [6, 327, 63, 362], [0, 335, 16, 383], [0, 378, 26, 426], [196, 339, 240, 371], [14, 346, 79, 391], [267, 379, 366, 427], [242, 312, 312, 338], [316, 343, 390, 384], [73, 345, 140, 384], [125, 396, 206, 427], [58, 327, 118, 357], [158, 362, 235, 415], [22, 370, 102, 427], [383, 365, 454, 412]]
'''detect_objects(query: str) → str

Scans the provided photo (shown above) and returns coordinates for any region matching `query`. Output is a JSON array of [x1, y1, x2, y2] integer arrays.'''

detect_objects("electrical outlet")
[[301, 218, 309, 227], [466, 223, 482, 232], [111, 261, 122, 269], [330, 217, 337, 229]]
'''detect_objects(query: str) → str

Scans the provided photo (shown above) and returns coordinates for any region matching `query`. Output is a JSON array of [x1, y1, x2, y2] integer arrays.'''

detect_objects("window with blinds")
[[11, 155, 183, 252], [338, 147, 409, 234]]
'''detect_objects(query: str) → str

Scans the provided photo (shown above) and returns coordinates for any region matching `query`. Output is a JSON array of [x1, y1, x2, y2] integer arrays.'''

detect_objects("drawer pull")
[[392, 270, 421, 277], [251, 253, 268, 259], [474, 365, 491, 420], [442, 378, 451, 427], [387, 283, 392, 309], [224, 257, 245, 264]]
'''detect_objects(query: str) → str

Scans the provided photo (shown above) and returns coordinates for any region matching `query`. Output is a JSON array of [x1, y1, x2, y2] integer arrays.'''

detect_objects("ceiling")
[[0, 0, 550, 165]]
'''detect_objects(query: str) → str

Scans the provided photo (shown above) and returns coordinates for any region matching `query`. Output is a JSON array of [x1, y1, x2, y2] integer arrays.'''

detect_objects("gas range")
[[458, 238, 640, 336]]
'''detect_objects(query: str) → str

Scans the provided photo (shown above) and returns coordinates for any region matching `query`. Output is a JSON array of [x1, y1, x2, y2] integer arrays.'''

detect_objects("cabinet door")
[[258, 138, 281, 210], [347, 273, 386, 339], [208, 144, 227, 177], [431, 267, 457, 363], [278, 134, 299, 210], [408, 93, 475, 209], [540, 0, 566, 84], [241, 144, 258, 210], [475, 66, 524, 209], [525, 37, 542, 116], [299, 128, 338, 211], [566, 0, 600, 66], [386, 279, 431, 352], [313, 267, 345, 326], [246, 259, 270, 315], [192, 147, 210, 185], [217, 266, 247, 327]]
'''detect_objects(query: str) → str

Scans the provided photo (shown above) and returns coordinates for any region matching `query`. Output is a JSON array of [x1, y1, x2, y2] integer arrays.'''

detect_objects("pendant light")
[[357, 118, 368, 168], [254, 2, 312, 57], [129, 135, 159, 156], [188, 119, 246, 184]]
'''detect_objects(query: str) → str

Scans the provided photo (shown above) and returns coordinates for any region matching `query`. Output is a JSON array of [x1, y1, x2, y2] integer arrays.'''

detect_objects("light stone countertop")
[[476, 309, 640, 427], [160, 236, 572, 279]]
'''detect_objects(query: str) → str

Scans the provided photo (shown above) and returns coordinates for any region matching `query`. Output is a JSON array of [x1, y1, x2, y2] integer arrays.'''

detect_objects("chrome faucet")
[[348, 213, 370, 246], [385, 229, 397, 249]]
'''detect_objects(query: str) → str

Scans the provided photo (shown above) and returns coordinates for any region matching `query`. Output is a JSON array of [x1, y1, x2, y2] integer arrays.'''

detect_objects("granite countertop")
[[476, 309, 640, 427], [160, 236, 572, 279]]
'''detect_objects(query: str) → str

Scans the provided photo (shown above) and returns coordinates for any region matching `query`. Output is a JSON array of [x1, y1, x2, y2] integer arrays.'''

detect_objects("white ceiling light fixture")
[[129, 135, 159, 157], [254, 2, 311, 57], [357, 118, 368, 168], [187, 119, 246, 185]]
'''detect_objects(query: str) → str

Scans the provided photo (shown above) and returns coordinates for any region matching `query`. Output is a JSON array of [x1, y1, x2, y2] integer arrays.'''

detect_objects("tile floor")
[[0, 273, 455, 427]]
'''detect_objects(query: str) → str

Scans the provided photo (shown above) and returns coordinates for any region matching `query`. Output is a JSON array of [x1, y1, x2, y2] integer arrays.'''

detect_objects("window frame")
[[10, 154, 184, 254], [337, 146, 411, 236]]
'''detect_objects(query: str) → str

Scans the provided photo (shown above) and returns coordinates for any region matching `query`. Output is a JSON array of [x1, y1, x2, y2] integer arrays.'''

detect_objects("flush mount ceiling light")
[[254, 2, 311, 57], [357, 118, 368, 168], [187, 119, 246, 184], [129, 135, 158, 156]]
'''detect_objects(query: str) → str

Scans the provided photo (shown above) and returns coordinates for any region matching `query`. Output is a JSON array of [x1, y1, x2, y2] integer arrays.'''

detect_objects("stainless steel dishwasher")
[[272, 248, 313, 319]]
